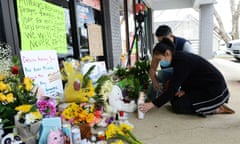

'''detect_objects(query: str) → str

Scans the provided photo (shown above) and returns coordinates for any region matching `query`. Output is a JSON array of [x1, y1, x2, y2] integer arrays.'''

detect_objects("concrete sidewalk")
[[129, 57, 240, 144]]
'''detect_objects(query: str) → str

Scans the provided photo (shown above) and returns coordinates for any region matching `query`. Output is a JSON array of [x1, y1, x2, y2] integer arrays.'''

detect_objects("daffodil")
[[86, 113, 95, 123], [31, 111, 43, 120], [61, 102, 97, 125], [119, 123, 142, 144], [0, 93, 6, 102], [15, 104, 32, 113], [0, 81, 7, 91], [110, 140, 124, 144], [79, 110, 88, 121], [6, 93, 14, 103], [23, 77, 33, 91], [106, 123, 142, 144], [0, 74, 5, 81], [105, 124, 119, 139], [119, 123, 133, 132]]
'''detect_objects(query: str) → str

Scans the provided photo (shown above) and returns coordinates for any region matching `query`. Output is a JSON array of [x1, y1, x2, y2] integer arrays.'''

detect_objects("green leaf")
[[30, 104, 37, 112], [95, 75, 109, 94], [4, 125, 16, 129], [0, 106, 6, 113], [0, 119, 10, 125], [82, 65, 95, 88]]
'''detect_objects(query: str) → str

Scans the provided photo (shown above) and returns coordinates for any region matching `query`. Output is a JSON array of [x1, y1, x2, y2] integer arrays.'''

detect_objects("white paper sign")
[[20, 50, 63, 98]]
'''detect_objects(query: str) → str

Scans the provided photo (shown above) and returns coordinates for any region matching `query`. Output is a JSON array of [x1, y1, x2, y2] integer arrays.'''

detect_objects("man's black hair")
[[155, 25, 172, 37], [153, 38, 175, 55]]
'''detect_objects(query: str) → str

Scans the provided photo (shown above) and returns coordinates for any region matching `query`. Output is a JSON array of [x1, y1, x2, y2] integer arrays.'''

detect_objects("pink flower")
[[69, 118, 75, 125], [94, 110, 103, 118], [80, 102, 87, 108], [89, 117, 101, 127], [37, 98, 57, 117]]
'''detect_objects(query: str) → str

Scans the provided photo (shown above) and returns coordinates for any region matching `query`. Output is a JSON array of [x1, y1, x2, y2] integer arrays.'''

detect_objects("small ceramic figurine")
[[47, 129, 64, 144]]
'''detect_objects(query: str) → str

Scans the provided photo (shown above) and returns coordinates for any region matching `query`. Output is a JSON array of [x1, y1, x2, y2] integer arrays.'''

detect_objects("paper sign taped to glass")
[[20, 50, 64, 99]]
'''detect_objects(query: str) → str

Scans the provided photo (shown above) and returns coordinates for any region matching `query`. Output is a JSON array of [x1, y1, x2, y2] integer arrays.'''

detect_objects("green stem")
[[126, 130, 143, 144], [115, 133, 140, 144]]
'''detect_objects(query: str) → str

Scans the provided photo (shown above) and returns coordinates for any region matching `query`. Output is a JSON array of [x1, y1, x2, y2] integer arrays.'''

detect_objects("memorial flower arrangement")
[[0, 54, 37, 129], [14, 104, 42, 144], [95, 77, 113, 102], [106, 123, 142, 144], [15, 104, 42, 125], [36, 98, 57, 117], [61, 102, 96, 125]]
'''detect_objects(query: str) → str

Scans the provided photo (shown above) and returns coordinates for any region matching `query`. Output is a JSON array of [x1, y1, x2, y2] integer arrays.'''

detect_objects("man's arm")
[[183, 41, 194, 53], [149, 57, 160, 91]]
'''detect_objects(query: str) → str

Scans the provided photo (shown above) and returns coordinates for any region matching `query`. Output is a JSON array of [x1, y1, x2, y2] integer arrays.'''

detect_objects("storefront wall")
[[0, 0, 153, 69]]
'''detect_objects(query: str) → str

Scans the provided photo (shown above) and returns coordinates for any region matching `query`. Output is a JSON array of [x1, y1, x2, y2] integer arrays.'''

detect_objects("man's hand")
[[138, 102, 155, 113], [153, 82, 160, 91]]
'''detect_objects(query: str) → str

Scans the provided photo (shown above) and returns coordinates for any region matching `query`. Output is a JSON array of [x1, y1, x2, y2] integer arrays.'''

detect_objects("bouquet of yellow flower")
[[15, 104, 42, 144], [61, 103, 95, 125], [0, 43, 37, 130], [106, 123, 142, 144], [15, 104, 42, 125]]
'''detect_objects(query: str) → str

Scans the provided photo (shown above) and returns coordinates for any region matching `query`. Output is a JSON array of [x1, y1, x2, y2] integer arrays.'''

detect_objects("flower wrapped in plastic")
[[15, 104, 42, 144], [106, 123, 142, 144], [61, 102, 96, 125], [0, 49, 37, 131]]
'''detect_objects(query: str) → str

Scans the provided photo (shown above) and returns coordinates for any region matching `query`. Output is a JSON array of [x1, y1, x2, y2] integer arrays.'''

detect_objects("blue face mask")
[[160, 59, 171, 67]]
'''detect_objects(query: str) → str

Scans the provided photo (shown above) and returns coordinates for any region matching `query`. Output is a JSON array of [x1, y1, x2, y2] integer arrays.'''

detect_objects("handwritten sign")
[[20, 50, 63, 98], [17, 0, 67, 53]]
